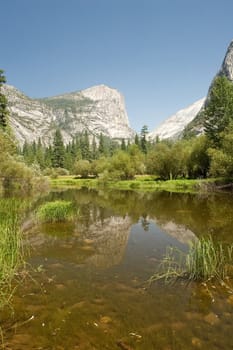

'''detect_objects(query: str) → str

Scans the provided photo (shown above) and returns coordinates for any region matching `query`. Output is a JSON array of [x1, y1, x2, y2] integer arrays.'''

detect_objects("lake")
[[2, 188, 233, 349]]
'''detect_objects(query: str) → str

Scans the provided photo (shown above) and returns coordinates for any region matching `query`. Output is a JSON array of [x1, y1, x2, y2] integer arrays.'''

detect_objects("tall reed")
[[0, 199, 23, 308], [150, 235, 233, 284], [37, 200, 74, 223], [186, 236, 233, 281]]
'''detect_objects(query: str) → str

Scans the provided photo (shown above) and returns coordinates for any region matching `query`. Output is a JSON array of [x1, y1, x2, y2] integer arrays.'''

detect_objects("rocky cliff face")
[[148, 98, 205, 140], [218, 40, 233, 81], [3, 84, 135, 146]]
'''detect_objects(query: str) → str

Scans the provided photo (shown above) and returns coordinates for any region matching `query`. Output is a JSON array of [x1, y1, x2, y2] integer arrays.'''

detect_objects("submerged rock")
[[204, 312, 220, 325], [192, 337, 202, 348], [100, 316, 112, 324]]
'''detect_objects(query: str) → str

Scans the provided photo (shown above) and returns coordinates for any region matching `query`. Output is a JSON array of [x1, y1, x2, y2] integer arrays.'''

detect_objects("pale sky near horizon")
[[1, 0, 233, 132]]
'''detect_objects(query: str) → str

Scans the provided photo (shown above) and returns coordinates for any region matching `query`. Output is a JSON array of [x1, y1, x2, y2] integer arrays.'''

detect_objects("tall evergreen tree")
[[204, 76, 233, 146], [80, 130, 90, 159], [121, 138, 126, 151], [134, 134, 140, 146], [52, 129, 65, 168], [140, 125, 149, 154], [98, 133, 106, 155], [0, 70, 9, 129], [91, 136, 98, 159]]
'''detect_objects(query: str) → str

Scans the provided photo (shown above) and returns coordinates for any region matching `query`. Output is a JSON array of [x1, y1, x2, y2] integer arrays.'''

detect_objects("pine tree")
[[134, 134, 140, 146], [121, 138, 126, 151], [0, 70, 9, 129], [80, 130, 90, 159], [52, 129, 65, 168], [204, 76, 233, 146], [36, 138, 45, 169], [140, 125, 149, 154], [98, 133, 106, 155], [44, 146, 52, 168], [91, 136, 98, 159]]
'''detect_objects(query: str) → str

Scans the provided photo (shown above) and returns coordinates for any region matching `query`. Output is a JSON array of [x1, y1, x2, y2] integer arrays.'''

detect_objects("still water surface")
[[3, 189, 233, 349]]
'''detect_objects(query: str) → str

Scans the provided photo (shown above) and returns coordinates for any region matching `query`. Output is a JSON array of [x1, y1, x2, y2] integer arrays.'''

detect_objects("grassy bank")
[[50, 175, 220, 193], [0, 199, 24, 308]]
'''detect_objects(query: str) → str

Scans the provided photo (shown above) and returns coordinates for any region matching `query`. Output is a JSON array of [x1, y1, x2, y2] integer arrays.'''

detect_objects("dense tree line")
[[20, 125, 211, 180], [20, 74, 233, 181]]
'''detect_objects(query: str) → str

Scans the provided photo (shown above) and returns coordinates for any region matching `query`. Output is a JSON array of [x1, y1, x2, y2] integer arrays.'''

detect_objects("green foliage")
[[73, 159, 91, 178], [186, 136, 210, 178], [204, 76, 233, 146], [0, 154, 41, 193], [110, 151, 135, 180], [146, 141, 187, 180], [150, 236, 233, 284], [98, 146, 145, 181], [120, 138, 126, 151], [140, 125, 149, 154], [0, 129, 16, 155], [0, 69, 9, 130], [186, 236, 233, 281], [208, 122, 233, 177], [37, 200, 74, 222], [0, 199, 24, 308], [52, 129, 65, 168]]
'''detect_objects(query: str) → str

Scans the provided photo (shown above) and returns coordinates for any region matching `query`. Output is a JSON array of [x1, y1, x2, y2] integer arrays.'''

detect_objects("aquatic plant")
[[0, 199, 23, 308], [150, 236, 233, 284], [37, 200, 74, 222]]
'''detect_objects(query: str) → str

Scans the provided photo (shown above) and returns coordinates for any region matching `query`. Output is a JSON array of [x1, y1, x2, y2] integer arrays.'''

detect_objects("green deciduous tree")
[[186, 136, 210, 178], [73, 159, 91, 178], [146, 141, 187, 180], [208, 122, 233, 177]]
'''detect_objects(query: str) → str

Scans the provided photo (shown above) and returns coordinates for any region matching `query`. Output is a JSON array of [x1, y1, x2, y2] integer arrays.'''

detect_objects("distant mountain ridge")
[[3, 84, 135, 146], [148, 98, 205, 141]]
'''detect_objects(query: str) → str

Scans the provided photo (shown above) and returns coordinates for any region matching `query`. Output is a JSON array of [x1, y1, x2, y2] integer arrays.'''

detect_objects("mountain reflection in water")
[[2, 188, 233, 350]]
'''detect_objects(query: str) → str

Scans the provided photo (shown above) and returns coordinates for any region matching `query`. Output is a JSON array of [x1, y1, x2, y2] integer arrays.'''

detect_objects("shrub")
[[73, 160, 91, 178]]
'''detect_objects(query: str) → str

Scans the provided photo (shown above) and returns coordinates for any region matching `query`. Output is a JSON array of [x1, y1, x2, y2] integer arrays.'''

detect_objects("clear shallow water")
[[2, 189, 233, 349]]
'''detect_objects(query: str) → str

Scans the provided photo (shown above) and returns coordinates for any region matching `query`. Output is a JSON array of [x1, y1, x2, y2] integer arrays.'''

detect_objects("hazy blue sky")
[[1, 0, 233, 131]]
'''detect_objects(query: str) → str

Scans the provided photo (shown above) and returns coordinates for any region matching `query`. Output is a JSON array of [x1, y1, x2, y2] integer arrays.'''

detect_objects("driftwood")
[[216, 183, 233, 190]]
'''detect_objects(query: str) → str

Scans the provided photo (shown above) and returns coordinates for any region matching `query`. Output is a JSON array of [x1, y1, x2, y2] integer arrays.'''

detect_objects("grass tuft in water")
[[0, 199, 24, 308], [150, 236, 233, 284], [37, 200, 74, 223]]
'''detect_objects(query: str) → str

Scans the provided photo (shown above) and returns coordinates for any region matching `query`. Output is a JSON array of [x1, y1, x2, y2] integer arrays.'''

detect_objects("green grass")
[[0, 199, 24, 308], [37, 200, 75, 223], [50, 175, 218, 193], [150, 236, 233, 284]]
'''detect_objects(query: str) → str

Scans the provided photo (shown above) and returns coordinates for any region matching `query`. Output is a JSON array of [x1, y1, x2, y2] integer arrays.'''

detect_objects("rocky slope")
[[218, 39, 233, 81], [148, 98, 205, 140], [3, 84, 135, 146]]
